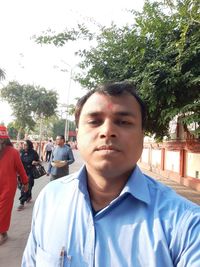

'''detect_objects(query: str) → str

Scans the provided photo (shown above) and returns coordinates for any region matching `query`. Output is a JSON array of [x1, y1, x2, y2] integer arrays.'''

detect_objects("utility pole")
[[38, 112, 43, 159], [64, 67, 72, 141], [54, 61, 76, 141]]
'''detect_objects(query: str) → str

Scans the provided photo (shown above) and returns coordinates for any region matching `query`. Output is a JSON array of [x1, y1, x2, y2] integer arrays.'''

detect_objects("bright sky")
[[0, 0, 144, 125]]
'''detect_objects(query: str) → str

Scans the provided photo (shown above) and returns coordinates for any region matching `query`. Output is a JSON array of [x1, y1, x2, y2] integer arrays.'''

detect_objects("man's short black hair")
[[57, 135, 65, 141], [75, 81, 146, 129]]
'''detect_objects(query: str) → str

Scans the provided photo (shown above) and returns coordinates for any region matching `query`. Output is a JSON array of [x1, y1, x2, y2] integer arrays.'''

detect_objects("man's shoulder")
[[59, 172, 78, 184], [64, 144, 72, 150], [44, 171, 79, 192], [144, 173, 200, 213], [35, 171, 81, 209]]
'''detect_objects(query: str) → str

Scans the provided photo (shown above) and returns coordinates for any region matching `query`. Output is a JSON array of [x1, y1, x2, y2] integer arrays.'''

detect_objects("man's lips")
[[95, 145, 120, 152]]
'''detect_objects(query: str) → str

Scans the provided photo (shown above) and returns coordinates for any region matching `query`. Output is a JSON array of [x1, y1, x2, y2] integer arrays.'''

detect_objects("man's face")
[[56, 136, 64, 146], [77, 92, 144, 178]]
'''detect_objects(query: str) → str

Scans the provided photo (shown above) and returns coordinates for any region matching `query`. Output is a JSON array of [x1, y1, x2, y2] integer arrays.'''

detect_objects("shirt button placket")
[[84, 215, 95, 267]]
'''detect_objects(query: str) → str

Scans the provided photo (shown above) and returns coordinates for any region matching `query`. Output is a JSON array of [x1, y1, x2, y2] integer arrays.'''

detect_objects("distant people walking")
[[45, 139, 54, 162], [47, 135, 75, 180], [0, 125, 28, 245], [17, 140, 40, 211]]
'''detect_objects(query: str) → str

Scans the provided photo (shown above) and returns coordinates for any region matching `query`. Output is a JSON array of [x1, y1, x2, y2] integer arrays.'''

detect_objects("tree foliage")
[[51, 118, 75, 140], [0, 81, 58, 136], [35, 0, 200, 140], [7, 122, 22, 140]]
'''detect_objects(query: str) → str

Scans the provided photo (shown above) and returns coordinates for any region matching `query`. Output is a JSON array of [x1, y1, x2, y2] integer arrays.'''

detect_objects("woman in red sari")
[[0, 125, 28, 245]]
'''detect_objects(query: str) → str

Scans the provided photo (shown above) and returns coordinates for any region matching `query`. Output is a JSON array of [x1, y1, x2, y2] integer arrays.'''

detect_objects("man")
[[47, 135, 74, 180], [44, 139, 54, 162], [0, 125, 28, 245], [22, 82, 200, 266]]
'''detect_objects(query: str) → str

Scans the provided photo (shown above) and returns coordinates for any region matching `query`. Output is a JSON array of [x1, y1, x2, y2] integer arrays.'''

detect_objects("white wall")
[[141, 148, 149, 163], [152, 149, 161, 167], [165, 151, 180, 173], [186, 153, 200, 179]]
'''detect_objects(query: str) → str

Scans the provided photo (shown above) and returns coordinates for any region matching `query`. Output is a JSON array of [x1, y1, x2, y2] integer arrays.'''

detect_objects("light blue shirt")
[[22, 166, 200, 267]]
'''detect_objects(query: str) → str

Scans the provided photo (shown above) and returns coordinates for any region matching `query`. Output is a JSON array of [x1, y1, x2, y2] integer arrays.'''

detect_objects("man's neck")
[[58, 143, 65, 147], [87, 170, 131, 212]]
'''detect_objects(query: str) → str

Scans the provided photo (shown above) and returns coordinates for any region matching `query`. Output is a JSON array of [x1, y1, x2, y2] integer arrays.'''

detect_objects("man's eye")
[[116, 120, 132, 126], [87, 120, 101, 125]]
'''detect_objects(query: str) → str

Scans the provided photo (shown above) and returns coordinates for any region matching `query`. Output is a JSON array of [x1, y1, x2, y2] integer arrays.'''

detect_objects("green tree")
[[7, 122, 19, 140], [52, 118, 65, 139], [32, 114, 58, 140], [0, 81, 58, 139], [68, 120, 76, 131], [67, 103, 76, 116], [50, 118, 75, 140], [35, 0, 200, 140]]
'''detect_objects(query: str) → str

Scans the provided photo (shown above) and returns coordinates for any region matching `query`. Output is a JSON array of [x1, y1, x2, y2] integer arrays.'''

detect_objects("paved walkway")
[[0, 150, 199, 266]]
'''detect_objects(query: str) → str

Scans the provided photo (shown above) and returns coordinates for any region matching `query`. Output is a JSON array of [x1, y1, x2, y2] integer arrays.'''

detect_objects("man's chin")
[[93, 162, 122, 177]]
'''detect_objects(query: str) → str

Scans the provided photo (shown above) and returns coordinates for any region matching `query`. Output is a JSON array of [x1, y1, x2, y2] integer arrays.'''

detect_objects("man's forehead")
[[82, 94, 115, 113], [83, 92, 138, 109]]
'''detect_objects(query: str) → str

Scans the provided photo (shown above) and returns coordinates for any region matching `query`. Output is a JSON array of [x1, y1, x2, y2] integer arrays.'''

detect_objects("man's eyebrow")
[[84, 112, 102, 117], [84, 111, 136, 117], [114, 111, 136, 117]]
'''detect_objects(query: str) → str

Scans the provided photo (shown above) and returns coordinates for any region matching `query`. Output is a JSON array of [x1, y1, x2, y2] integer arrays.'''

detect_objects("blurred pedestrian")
[[45, 139, 54, 162], [17, 140, 40, 211], [0, 125, 28, 245], [47, 135, 74, 180]]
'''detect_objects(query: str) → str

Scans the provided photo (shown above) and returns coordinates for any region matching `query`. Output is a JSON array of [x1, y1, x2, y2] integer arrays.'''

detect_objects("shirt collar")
[[77, 166, 89, 196], [121, 165, 151, 205], [77, 165, 151, 205]]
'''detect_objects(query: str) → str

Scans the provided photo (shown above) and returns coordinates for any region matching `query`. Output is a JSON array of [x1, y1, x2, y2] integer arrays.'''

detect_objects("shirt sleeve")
[[21, 201, 38, 267], [67, 148, 75, 165], [14, 149, 29, 185], [174, 207, 200, 267]]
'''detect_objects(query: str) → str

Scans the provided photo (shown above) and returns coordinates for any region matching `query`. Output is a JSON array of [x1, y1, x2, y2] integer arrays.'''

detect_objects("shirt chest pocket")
[[36, 246, 71, 267]]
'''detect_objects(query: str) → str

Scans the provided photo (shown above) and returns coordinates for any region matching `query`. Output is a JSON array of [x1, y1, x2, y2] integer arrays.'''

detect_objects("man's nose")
[[99, 120, 117, 138]]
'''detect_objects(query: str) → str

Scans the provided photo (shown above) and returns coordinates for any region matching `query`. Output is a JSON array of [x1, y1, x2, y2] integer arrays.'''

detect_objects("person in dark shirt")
[[17, 140, 40, 211]]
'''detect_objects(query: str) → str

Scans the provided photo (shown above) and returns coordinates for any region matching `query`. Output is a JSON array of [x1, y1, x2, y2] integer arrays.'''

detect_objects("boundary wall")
[[138, 140, 200, 192]]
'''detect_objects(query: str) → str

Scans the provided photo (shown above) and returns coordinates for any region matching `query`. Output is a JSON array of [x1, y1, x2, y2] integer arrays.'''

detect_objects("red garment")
[[0, 146, 28, 233]]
